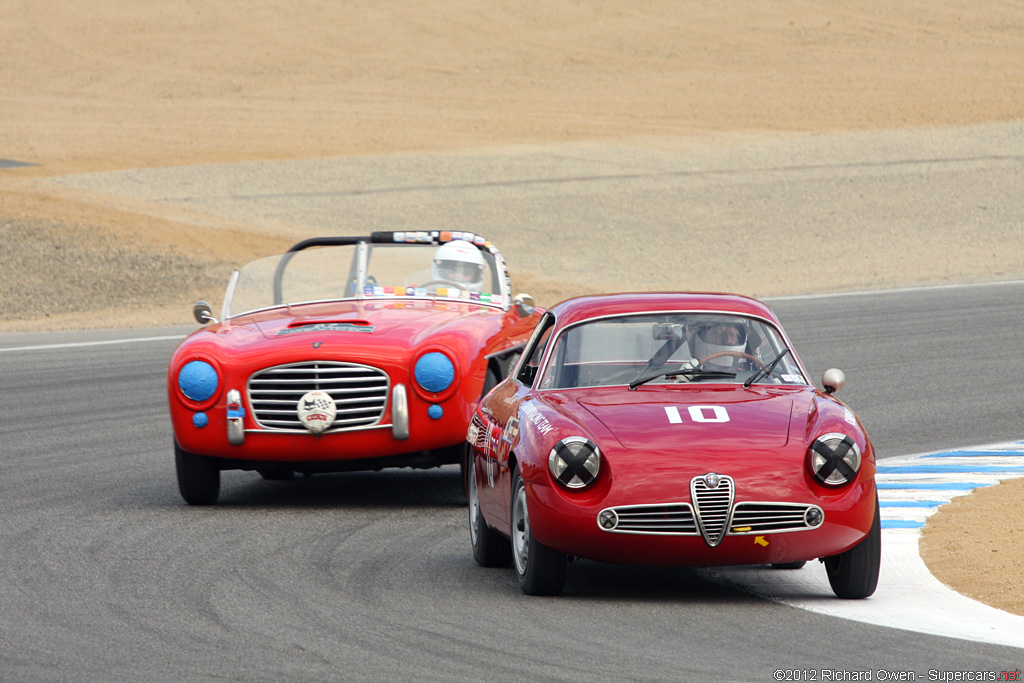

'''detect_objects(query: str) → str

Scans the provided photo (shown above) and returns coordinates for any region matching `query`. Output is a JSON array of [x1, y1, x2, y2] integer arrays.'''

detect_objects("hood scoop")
[[276, 320, 375, 336]]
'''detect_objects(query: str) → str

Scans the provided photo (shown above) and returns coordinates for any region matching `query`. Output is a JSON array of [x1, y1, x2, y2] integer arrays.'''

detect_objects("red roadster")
[[466, 292, 880, 598], [167, 231, 541, 505]]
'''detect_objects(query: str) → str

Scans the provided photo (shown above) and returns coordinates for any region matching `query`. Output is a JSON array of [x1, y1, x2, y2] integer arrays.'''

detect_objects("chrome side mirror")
[[513, 293, 535, 318], [822, 368, 846, 395], [193, 300, 218, 325]]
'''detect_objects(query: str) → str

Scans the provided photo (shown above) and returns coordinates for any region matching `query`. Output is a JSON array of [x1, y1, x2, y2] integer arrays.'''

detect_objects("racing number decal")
[[665, 405, 730, 424]]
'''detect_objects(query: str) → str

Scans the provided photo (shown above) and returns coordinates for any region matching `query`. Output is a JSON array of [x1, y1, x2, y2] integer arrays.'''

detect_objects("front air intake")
[[691, 474, 735, 547]]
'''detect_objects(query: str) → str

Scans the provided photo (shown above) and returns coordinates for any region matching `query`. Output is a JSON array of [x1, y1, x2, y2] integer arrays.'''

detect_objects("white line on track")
[[708, 442, 1024, 649], [0, 334, 185, 353]]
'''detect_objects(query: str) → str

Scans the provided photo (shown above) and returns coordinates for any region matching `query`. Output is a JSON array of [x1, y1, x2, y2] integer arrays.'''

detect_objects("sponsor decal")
[[521, 402, 553, 436]]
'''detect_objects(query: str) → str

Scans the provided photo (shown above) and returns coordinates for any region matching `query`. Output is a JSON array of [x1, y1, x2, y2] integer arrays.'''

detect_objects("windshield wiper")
[[628, 366, 736, 390], [743, 347, 791, 388]]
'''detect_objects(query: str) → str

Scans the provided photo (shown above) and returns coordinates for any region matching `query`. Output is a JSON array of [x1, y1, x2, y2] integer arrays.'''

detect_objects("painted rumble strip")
[[706, 442, 1024, 649], [877, 445, 1024, 529]]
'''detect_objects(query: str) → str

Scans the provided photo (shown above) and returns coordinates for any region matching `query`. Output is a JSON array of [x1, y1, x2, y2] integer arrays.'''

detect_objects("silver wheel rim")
[[468, 462, 480, 546], [512, 482, 529, 574]]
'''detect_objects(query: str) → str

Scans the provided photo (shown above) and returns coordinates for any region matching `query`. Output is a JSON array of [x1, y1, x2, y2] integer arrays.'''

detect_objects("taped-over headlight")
[[414, 352, 455, 393], [548, 436, 601, 489], [809, 433, 861, 486], [178, 360, 219, 403]]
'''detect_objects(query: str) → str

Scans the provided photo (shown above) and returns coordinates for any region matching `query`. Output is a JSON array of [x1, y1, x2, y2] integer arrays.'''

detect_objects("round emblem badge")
[[297, 390, 336, 435]]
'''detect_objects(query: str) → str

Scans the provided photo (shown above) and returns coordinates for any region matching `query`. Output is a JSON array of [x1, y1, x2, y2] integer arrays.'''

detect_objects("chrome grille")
[[598, 503, 697, 535], [730, 503, 823, 533], [691, 474, 735, 547], [248, 361, 389, 432]]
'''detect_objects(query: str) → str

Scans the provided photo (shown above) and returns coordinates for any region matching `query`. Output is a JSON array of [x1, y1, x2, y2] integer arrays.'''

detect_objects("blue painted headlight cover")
[[414, 352, 455, 394], [178, 360, 219, 402]]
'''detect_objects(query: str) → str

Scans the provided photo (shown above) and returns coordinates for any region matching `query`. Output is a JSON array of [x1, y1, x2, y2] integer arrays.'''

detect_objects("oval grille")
[[730, 502, 823, 533], [248, 361, 389, 432], [599, 503, 697, 535], [691, 475, 735, 547]]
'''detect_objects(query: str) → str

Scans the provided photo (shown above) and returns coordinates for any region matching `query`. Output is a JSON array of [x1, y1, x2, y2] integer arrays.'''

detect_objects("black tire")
[[482, 366, 500, 396], [824, 498, 881, 599], [511, 466, 566, 595], [174, 441, 220, 505], [468, 454, 512, 567], [771, 561, 807, 569]]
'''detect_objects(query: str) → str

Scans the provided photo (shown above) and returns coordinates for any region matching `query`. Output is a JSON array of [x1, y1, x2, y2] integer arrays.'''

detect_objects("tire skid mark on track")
[[705, 442, 1024, 649]]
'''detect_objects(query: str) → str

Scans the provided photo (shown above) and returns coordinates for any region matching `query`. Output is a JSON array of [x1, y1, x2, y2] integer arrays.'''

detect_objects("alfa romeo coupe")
[[168, 231, 541, 505], [466, 292, 880, 598]]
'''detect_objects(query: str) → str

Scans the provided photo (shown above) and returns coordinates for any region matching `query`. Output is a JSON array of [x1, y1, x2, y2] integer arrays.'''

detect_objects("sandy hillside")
[[1, 1, 1023, 614]]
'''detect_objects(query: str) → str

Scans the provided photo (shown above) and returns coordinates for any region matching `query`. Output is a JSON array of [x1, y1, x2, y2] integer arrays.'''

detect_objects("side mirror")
[[822, 368, 846, 395], [193, 300, 218, 325], [513, 293, 536, 318]]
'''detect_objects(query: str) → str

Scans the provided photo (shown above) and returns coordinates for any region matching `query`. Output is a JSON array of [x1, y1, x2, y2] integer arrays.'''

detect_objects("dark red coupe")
[[466, 292, 879, 598], [168, 231, 541, 504]]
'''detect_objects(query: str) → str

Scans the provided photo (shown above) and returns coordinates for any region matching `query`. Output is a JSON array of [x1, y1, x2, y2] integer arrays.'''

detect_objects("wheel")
[[468, 455, 512, 567], [511, 466, 566, 595], [174, 441, 220, 505], [771, 561, 807, 569], [824, 498, 881, 599], [482, 366, 500, 396]]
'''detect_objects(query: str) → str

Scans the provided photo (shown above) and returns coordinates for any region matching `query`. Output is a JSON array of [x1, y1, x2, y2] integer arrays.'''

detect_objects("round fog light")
[[805, 507, 823, 527], [598, 509, 618, 530]]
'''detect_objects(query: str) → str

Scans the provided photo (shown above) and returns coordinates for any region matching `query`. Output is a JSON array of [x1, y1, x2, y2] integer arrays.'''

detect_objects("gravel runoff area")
[[1, 0, 1023, 615]]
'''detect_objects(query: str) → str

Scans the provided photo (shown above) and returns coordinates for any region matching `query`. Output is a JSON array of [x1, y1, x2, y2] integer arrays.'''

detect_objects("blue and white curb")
[[706, 442, 1024, 648], [878, 445, 1024, 530]]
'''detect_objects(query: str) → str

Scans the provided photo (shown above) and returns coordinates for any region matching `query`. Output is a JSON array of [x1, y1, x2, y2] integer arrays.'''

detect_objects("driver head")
[[691, 319, 747, 369], [431, 240, 486, 291]]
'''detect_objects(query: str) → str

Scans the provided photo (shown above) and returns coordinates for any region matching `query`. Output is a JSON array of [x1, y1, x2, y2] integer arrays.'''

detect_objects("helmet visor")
[[697, 322, 746, 346], [435, 259, 484, 283]]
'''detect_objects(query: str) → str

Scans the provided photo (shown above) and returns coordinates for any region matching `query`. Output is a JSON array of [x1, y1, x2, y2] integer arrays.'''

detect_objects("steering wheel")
[[418, 279, 468, 293], [698, 351, 766, 369]]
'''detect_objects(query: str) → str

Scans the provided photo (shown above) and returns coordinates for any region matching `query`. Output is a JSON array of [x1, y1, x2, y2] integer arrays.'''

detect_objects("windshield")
[[537, 313, 806, 389], [224, 241, 505, 318]]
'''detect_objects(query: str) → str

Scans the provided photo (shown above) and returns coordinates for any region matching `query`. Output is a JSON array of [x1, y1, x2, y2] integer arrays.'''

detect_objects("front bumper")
[[525, 476, 876, 567]]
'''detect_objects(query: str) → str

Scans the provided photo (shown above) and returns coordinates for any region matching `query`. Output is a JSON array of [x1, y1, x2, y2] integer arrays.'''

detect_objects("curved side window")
[[515, 312, 556, 387]]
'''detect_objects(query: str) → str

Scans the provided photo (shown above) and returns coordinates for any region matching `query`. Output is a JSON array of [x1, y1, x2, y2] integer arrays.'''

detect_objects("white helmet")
[[431, 240, 486, 291], [690, 319, 747, 369]]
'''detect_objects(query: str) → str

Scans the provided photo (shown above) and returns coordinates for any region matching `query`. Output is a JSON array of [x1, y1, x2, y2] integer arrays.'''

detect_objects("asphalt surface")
[[1, 283, 1023, 682]]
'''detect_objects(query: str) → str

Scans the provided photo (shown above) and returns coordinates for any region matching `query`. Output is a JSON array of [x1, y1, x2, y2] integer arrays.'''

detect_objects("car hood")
[[246, 299, 500, 344], [573, 386, 801, 449]]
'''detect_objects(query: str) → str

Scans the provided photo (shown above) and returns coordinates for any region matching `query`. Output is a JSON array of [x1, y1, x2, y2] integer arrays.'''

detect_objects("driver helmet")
[[690, 319, 747, 369], [431, 240, 486, 291]]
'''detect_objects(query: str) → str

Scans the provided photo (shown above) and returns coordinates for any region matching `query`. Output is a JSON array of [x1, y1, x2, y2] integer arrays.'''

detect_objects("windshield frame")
[[221, 231, 512, 320], [531, 309, 810, 391]]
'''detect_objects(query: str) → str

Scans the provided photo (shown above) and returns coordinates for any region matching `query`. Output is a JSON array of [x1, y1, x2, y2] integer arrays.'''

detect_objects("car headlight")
[[548, 436, 601, 489], [414, 351, 455, 394], [808, 432, 862, 486], [178, 360, 220, 403]]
